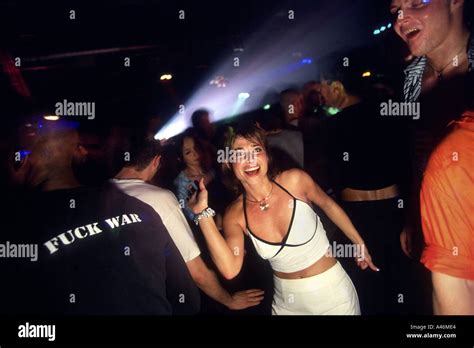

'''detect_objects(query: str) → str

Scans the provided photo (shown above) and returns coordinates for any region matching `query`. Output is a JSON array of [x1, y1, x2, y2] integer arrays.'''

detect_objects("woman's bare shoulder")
[[275, 168, 306, 186], [275, 169, 308, 199]]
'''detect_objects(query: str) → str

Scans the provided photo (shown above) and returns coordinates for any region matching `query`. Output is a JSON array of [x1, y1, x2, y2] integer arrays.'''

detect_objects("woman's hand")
[[188, 178, 209, 214], [356, 245, 380, 272], [400, 227, 413, 258]]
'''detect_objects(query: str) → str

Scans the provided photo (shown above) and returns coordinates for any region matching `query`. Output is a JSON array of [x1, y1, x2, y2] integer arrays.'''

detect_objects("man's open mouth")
[[404, 27, 421, 41]]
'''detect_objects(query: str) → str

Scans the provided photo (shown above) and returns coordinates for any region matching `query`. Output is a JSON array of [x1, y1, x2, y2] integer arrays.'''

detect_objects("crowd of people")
[[1, 0, 473, 315]]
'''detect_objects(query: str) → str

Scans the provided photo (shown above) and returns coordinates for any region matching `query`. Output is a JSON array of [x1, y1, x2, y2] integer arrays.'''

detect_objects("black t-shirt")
[[328, 101, 409, 193], [412, 72, 473, 182], [0, 184, 200, 315]]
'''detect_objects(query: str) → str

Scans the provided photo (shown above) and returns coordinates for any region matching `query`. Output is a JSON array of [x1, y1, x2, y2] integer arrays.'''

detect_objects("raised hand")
[[189, 178, 209, 214]]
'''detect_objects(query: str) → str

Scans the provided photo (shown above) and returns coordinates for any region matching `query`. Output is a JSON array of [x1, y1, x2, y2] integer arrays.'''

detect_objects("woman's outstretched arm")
[[285, 169, 379, 272]]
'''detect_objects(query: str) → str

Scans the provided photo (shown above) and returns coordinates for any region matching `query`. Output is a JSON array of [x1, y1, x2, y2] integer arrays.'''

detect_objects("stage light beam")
[[155, 1, 377, 140]]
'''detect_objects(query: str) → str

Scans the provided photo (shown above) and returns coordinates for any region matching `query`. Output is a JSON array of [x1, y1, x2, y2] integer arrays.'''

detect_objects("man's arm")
[[162, 233, 201, 315], [432, 272, 474, 315], [186, 256, 264, 310]]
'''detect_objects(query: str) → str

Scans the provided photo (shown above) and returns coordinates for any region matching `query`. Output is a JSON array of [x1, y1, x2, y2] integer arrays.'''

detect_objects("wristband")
[[194, 207, 216, 225]]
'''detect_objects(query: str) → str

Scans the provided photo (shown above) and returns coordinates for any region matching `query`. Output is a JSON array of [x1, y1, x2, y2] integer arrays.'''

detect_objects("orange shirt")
[[420, 111, 474, 280]]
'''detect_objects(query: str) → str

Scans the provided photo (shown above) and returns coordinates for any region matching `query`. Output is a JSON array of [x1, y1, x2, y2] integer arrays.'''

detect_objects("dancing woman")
[[190, 125, 378, 315]]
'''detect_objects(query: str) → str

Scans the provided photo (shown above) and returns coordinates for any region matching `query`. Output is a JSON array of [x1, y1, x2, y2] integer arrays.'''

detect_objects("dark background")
[[0, 0, 404, 130]]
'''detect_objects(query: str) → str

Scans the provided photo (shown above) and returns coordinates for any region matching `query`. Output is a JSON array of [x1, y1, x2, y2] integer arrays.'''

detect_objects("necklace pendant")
[[259, 202, 269, 211]]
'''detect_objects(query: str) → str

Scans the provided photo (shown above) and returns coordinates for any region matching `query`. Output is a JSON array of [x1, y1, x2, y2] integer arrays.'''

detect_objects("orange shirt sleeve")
[[420, 113, 474, 280]]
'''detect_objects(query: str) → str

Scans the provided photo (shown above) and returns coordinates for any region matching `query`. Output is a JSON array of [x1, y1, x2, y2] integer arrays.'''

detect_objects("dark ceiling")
[[0, 0, 396, 128]]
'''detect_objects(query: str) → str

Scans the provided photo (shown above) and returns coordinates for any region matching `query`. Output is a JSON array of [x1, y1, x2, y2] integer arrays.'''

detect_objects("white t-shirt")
[[110, 179, 201, 262]]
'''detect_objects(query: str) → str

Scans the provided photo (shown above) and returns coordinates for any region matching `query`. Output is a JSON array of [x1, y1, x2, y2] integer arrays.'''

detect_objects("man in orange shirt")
[[420, 109, 474, 314]]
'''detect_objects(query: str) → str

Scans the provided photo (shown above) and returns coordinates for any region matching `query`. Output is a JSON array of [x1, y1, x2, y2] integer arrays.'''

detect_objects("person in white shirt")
[[112, 133, 264, 311]]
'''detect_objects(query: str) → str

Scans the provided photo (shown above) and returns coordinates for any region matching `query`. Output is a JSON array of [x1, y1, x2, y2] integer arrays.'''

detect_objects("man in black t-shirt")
[[2, 120, 199, 315]]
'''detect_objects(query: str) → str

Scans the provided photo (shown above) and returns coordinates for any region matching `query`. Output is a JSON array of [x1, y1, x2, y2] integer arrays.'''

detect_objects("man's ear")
[[152, 155, 162, 170], [332, 81, 345, 95], [75, 144, 88, 162], [8, 150, 30, 186], [12, 150, 29, 172], [450, 0, 464, 13], [300, 93, 306, 103]]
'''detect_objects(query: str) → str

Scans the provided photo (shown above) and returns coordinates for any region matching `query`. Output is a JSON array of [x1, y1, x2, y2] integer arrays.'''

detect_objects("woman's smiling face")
[[230, 136, 268, 185]]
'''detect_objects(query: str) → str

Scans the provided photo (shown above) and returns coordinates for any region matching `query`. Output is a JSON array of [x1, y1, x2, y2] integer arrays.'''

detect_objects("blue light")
[[373, 29, 381, 35], [238, 92, 250, 100], [387, 23, 392, 28], [301, 58, 313, 65], [380, 26, 387, 32]]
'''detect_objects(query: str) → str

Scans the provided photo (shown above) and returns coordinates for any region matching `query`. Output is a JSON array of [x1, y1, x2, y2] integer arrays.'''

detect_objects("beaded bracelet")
[[194, 207, 216, 225]]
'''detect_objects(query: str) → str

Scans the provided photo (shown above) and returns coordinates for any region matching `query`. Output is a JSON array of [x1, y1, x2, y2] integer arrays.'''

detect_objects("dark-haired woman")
[[174, 130, 234, 231], [189, 125, 378, 315], [174, 132, 213, 216]]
